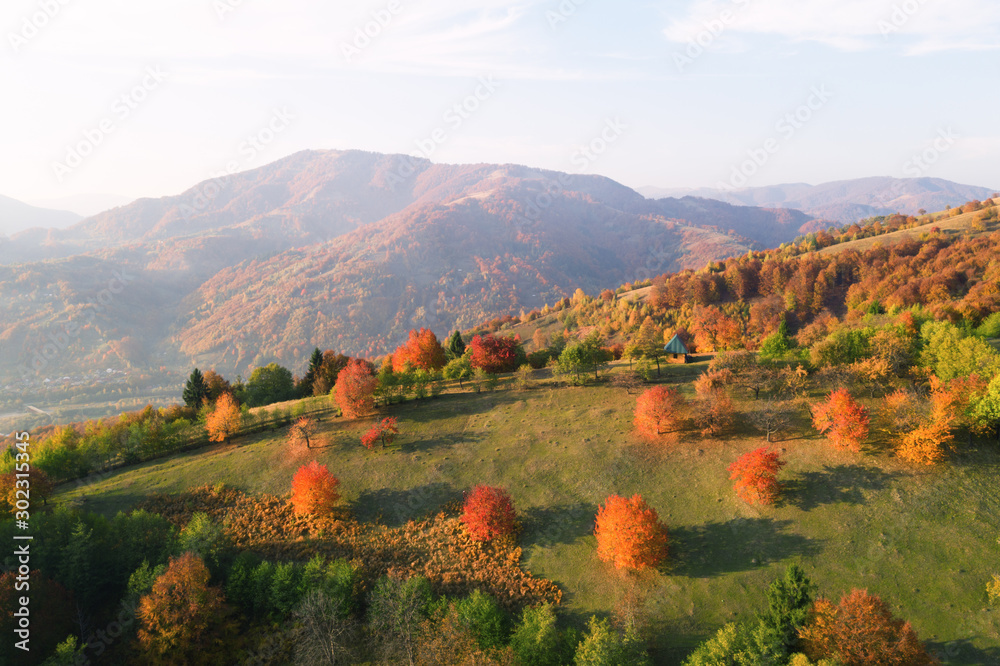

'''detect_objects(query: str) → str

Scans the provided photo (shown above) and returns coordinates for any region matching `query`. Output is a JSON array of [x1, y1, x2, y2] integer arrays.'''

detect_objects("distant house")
[[663, 334, 689, 363]]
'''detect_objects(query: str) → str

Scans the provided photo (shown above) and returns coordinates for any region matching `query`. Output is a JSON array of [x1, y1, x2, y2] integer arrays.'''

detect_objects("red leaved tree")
[[333, 358, 378, 419], [634, 386, 687, 439], [469, 334, 524, 374], [811, 388, 870, 451], [799, 589, 936, 665], [460, 485, 517, 541], [728, 447, 786, 505], [206, 392, 242, 443], [137, 552, 226, 663], [594, 494, 668, 570], [361, 417, 399, 450], [392, 328, 447, 372], [291, 461, 341, 517]]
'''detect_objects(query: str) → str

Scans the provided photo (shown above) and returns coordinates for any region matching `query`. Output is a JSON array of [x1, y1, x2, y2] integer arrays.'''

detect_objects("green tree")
[[558, 332, 612, 382], [443, 356, 472, 389], [244, 363, 297, 407], [973, 374, 1000, 441], [574, 616, 649, 666], [510, 603, 574, 666], [182, 368, 208, 408], [762, 564, 816, 650], [298, 347, 325, 397], [446, 330, 466, 359], [454, 590, 508, 651]]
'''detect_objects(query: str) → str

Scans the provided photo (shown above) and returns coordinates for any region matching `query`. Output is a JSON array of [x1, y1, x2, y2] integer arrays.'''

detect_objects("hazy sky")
[[4, 0, 999, 206]]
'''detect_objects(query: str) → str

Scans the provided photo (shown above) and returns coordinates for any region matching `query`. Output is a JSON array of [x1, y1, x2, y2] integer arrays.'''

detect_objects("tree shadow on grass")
[[352, 482, 461, 527], [781, 464, 901, 511], [669, 518, 821, 578], [926, 638, 1000, 666], [520, 502, 597, 548]]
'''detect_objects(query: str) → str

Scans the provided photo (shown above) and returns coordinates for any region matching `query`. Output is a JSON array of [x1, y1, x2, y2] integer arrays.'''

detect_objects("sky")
[[3, 0, 999, 211]]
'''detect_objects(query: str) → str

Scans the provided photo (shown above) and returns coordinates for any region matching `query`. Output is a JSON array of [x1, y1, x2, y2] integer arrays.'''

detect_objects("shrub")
[[461, 485, 517, 542], [594, 494, 667, 571], [291, 461, 340, 517]]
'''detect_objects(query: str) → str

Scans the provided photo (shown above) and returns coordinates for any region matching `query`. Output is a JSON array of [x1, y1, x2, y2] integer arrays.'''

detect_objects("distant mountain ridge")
[[0, 149, 818, 382], [0, 195, 82, 237], [638, 177, 998, 224]]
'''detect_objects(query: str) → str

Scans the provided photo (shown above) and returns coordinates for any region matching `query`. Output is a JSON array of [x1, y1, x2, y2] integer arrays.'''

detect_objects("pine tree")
[[298, 347, 324, 397], [183, 368, 208, 408], [446, 330, 466, 359]]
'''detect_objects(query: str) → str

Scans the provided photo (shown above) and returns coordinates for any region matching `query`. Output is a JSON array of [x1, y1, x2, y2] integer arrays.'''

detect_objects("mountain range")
[[0, 150, 990, 385], [638, 177, 998, 224]]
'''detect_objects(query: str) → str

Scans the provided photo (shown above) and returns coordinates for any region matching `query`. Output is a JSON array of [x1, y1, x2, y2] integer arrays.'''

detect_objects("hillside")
[[49, 367, 1000, 664], [0, 150, 817, 385], [639, 177, 998, 224]]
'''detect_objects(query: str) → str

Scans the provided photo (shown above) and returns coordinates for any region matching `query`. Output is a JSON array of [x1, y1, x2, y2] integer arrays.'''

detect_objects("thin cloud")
[[662, 0, 1000, 53]]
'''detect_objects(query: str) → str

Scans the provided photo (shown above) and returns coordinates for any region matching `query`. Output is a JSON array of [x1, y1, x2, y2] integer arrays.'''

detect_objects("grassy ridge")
[[55, 365, 1000, 664]]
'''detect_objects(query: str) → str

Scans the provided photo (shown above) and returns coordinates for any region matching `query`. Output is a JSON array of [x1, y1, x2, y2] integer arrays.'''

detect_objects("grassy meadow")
[[53, 362, 1000, 664]]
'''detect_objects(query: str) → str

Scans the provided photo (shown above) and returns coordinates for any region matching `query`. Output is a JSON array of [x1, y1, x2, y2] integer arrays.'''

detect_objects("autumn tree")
[[392, 328, 447, 372], [333, 358, 377, 418], [202, 369, 232, 403], [183, 367, 208, 408], [291, 461, 341, 517], [137, 552, 227, 663], [798, 589, 936, 665], [692, 370, 735, 437], [594, 494, 668, 570], [288, 415, 317, 451], [206, 392, 242, 443], [634, 386, 687, 439], [312, 351, 351, 396], [461, 485, 517, 541], [361, 417, 399, 450], [2, 467, 53, 515], [728, 447, 786, 505], [811, 388, 869, 451], [469, 334, 526, 374]]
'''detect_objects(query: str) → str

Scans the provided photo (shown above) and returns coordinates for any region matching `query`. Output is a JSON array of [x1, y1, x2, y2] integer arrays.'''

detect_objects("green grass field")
[[54, 366, 1000, 664]]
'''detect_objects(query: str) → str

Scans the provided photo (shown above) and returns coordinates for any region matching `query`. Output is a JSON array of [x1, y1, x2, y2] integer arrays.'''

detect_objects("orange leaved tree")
[[392, 328, 447, 372], [594, 494, 668, 570], [811, 388, 869, 451], [634, 386, 687, 439], [728, 447, 786, 505], [361, 417, 399, 450], [206, 392, 242, 443], [291, 461, 340, 517], [799, 589, 936, 665], [137, 552, 226, 663], [460, 485, 517, 541], [333, 358, 378, 419]]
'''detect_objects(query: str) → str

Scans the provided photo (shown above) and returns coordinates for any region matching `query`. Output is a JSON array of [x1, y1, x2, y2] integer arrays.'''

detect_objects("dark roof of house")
[[663, 334, 688, 355]]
